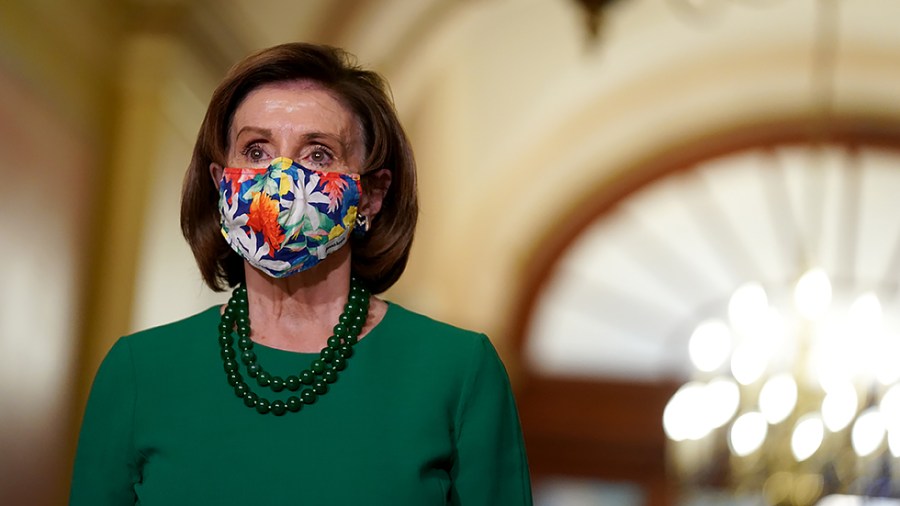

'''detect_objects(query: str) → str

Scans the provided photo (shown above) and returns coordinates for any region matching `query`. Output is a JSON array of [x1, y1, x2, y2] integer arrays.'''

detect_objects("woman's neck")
[[242, 248, 355, 353]]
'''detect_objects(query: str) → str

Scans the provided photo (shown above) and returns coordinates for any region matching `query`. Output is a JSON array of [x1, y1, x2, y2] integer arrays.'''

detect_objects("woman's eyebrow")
[[303, 132, 354, 155], [234, 126, 273, 140]]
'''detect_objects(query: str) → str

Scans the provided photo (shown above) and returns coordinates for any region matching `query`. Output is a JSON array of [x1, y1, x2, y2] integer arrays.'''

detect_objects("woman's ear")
[[209, 163, 223, 185], [360, 168, 392, 218]]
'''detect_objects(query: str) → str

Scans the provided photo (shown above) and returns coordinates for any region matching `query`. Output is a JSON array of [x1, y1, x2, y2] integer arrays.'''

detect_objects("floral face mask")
[[218, 157, 362, 278]]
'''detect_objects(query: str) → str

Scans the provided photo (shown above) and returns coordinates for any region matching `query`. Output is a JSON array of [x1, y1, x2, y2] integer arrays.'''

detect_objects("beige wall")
[[0, 2, 121, 503], [0, 67, 94, 506], [3, 0, 900, 504]]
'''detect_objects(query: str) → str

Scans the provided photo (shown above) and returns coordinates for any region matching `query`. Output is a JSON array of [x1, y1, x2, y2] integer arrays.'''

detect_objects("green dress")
[[70, 302, 533, 505]]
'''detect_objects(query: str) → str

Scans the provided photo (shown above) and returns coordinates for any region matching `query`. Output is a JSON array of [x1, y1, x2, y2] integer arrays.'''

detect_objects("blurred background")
[[3, 0, 900, 504]]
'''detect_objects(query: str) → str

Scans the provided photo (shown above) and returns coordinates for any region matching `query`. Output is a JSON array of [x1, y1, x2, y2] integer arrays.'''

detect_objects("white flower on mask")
[[282, 171, 330, 240], [230, 229, 291, 276], [220, 191, 248, 231]]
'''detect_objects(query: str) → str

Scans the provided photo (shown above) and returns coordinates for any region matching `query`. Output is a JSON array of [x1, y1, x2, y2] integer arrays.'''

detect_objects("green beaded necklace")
[[217, 277, 370, 416]]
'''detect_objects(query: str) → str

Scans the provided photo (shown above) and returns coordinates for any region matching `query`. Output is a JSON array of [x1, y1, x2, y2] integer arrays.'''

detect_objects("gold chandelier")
[[661, 1, 900, 504], [664, 267, 900, 505]]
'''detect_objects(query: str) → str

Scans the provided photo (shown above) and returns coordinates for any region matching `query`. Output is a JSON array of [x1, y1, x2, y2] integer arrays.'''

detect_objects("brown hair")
[[181, 43, 418, 294]]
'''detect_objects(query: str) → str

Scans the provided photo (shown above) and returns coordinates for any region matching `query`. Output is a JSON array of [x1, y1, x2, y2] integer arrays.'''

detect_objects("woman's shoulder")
[[381, 302, 483, 339], [118, 305, 221, 353], [375, 302, 514, 404], [90, 306, 222, 389], [376, 301, 495, 360]]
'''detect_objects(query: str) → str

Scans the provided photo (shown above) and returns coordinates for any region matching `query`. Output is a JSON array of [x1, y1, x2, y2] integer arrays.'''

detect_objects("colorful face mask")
[[219, 157, 361, 278]]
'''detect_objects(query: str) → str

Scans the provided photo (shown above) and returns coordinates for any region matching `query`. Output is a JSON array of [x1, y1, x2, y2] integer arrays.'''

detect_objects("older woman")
[[70, 43, 532, 505]]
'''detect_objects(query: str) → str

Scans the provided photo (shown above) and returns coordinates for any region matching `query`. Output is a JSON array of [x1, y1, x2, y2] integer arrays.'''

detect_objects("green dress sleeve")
[[450, 334, 533, 505], [70, 338, 141, 505]]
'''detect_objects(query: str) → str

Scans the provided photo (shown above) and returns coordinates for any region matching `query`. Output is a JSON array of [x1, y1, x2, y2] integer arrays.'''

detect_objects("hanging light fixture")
[[662, 1, 900, 501], [666, 261, 900, 504], [571, 0, 623, 41]]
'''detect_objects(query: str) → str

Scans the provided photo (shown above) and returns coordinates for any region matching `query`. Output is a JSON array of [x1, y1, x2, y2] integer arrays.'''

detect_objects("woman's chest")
[[133, 380, 456, 505]]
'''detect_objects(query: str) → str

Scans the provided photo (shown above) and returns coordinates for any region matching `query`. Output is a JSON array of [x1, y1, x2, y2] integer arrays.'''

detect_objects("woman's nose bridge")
[[270, 127, 309, 161]]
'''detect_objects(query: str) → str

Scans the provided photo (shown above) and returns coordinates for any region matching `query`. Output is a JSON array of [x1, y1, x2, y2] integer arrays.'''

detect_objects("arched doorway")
[[511, 118, 900, 506]]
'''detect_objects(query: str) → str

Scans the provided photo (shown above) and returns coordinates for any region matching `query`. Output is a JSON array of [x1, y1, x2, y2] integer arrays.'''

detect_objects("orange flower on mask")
[[319, 172, 350, 212], [245, 191, 285, 252], [224, 169, 260, 205]]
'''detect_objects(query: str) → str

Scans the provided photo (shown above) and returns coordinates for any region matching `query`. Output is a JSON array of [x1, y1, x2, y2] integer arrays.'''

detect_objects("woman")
[[70, 43, 532, 505]]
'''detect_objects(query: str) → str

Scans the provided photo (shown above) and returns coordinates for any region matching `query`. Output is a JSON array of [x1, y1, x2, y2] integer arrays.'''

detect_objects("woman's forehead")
[[227, 80, 366, 163], [232, 82, 354, 133]]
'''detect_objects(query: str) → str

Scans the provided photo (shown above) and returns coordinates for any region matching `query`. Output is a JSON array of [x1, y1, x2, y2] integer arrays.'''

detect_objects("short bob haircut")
[[181, 43, 418, 294]]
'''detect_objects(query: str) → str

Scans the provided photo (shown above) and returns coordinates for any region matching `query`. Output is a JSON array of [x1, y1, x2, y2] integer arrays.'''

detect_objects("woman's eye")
[[240, 143, 268, 163], [248, 147, 265, 161], [305, 146, 334, 168]]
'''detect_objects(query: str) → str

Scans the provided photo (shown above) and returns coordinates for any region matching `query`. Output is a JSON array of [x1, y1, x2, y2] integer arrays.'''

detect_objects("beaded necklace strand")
[[217, 277, 370, 416]]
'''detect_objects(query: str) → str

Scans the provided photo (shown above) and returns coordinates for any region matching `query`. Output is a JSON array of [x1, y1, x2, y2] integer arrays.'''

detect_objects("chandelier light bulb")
[[791, 414, 825, 461], [886, 385, 900, 458], [813, 325, 855, 394], [706, 377, 741, 428], [794, 268, 832, 320], [729, 282, 769, 337], [889, 427, 900, 458], [846, 292, 883, 378], [876, 334, 900, 385], [731, 341, 768, 385], [729, 411, 768, 457], [821, 383, 858, 432], [851, 408, 886, 457], [759, 373, 798, 424], [880, 384, 900, 428], [848, 292, 883, 332], [689, 319, 732, 372], [664, 382, 709, 442]]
